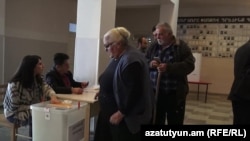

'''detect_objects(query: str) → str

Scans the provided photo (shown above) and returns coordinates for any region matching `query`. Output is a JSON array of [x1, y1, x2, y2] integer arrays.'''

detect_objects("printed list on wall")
[[177, 16, 250, 58]]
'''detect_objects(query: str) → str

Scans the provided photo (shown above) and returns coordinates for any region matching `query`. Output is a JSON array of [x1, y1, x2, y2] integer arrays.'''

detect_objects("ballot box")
[[30, 101, 86, 141]]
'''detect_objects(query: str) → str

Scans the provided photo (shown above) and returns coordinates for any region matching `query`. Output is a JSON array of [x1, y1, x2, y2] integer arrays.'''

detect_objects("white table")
[[56, 92, 99, 141]]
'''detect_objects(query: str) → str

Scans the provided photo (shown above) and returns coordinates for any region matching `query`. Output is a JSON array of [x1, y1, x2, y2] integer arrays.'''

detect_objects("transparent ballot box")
[[30, 101, 86, 141]]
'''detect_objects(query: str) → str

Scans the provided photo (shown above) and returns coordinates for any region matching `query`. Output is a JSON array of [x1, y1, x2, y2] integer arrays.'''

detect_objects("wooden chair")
[[0, 84, 32, 141], [0, 84, 7, 105], [0, 114, 18, 141]]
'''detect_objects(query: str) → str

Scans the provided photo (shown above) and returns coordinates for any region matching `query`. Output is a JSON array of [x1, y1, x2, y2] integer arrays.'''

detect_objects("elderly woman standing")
[[3, 55, 59, 137], [94, 27, 154, 141]]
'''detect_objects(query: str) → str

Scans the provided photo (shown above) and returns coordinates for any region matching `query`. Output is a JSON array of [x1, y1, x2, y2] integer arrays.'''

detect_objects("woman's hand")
[[50, 95, 61, 104]]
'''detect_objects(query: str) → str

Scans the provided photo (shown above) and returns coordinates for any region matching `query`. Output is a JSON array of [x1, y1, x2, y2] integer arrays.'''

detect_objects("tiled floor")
[[184, 92, 233, 125], [0, 92, 233, 141]]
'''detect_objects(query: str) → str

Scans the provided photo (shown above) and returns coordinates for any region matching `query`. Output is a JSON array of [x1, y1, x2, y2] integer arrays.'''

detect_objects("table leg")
[[84, 104, 90, 141], [197, 84, 200, 100], [89, 101, 100, 134], [205, 84, 208, 103]]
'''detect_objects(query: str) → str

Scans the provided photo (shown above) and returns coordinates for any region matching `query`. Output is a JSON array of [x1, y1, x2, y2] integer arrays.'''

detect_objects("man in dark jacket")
[[45, 53, 88, 94], [228, 40, 250, 124], [146, 22, 195, 125], [137, 36, 148, 54]]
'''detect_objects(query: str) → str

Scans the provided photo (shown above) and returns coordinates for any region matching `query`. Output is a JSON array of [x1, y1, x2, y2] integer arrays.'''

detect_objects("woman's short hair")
[[103, 27, 131, 45]]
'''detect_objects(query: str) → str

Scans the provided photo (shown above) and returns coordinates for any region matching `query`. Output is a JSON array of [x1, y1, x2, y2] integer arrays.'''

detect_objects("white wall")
[[5, 0, 76, 42], [116, 6, 160, 41], [2, 0, 246, 94], [0, 0, 5, 83], [115, 2, 249, 94], [3, 0, 77, 82], [178, 4, 250, 94]]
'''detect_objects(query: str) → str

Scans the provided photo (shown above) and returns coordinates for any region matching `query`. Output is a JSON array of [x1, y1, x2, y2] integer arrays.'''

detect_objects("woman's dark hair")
[[10, 55, 42, 88]]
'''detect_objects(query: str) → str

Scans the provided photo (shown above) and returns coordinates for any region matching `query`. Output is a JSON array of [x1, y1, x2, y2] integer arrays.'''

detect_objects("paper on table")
[[84, 87, 99, 93], [47, 103, 73, 109], [92, 85, 100, 90]]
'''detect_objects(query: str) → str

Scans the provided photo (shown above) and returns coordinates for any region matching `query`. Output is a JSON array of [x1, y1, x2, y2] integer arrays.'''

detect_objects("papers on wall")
[[188, 53, 202, 82]]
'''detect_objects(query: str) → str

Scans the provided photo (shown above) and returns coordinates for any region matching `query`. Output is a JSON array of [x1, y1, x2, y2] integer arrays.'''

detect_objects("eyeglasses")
[[104, 42, 116, 50]]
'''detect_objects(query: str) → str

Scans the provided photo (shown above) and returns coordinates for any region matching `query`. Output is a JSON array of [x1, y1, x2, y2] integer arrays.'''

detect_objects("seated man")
[[46, 53, 88, 94]]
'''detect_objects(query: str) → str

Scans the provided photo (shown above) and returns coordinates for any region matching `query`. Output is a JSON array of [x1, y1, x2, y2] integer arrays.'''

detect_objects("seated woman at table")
[[3, 55, 60, 137], [46, 53, 89, 94]]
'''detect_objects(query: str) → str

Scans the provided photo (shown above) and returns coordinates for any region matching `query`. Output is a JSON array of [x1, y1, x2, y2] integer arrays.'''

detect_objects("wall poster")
[[177, 16, 250, 58]]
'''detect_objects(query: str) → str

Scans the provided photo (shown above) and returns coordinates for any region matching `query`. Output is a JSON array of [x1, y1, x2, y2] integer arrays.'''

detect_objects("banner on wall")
[[178, 16, 250, 24]]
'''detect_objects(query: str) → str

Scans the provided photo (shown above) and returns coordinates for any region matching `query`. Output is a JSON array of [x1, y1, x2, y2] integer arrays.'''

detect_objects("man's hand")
[[109, 111, 124, 125], [157, 63, 167, 72], [71, 87, 83, 94], [150, 60, 160, 68], [81, 81, 89, 88]]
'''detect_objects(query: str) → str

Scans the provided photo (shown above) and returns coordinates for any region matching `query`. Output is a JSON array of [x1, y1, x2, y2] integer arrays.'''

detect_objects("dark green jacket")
[[145, 39, 195, 103]]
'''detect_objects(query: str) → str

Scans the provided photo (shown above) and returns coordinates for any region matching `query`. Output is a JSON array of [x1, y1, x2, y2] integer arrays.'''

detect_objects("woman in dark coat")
[[94, 27, 154, 141]]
